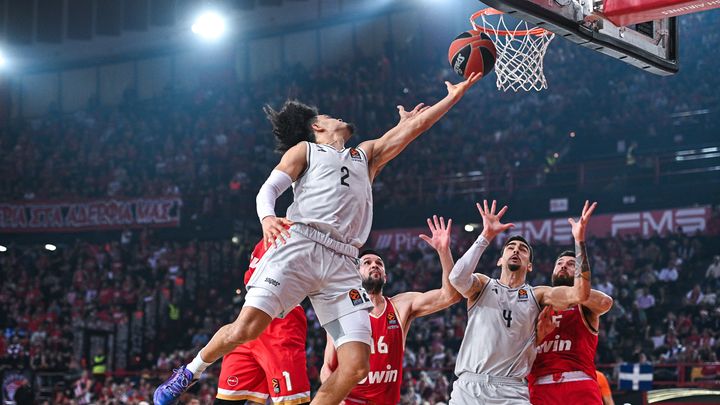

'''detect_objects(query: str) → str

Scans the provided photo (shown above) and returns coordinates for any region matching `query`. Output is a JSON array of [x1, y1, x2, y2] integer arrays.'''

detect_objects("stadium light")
[[0, 49, 6, 69], [464, 224, 475, 232], [0, 245, 7, 252], [44, 244, 57, 251], [191, 11, 226, 40]]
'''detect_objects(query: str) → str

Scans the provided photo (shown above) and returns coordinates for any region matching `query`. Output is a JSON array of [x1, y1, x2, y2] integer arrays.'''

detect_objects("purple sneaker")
[[153, 365, 196, 405]]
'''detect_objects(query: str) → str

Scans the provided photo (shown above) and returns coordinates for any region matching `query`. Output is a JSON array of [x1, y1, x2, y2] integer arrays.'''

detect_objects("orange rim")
[[470, 8, 552, 37]]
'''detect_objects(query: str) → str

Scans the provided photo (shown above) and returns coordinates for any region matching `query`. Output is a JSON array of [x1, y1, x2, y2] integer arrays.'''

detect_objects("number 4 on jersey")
[[502, 310, 513, 327]]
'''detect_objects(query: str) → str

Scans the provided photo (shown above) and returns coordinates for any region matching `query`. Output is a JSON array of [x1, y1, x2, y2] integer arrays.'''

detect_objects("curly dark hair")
[[263, 100, 319, 153]]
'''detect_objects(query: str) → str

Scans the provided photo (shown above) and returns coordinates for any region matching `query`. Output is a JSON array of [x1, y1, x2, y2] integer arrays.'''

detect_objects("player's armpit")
[[581, 289, 613, 316], [274, 141, 308, 181], [466, 273, 490, 306]]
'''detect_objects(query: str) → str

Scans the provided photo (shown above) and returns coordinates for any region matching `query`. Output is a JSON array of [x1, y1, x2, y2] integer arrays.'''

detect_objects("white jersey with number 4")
[[286, 142, 373, 248], [455, 279, 541, 378]]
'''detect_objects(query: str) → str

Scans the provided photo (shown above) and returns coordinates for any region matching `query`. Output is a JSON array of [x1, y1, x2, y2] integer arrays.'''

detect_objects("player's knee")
[[343, 358, 370, 383]]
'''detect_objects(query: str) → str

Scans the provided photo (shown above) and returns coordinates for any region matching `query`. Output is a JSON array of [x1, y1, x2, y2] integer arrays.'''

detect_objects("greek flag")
[[618, 363, 653, 391]]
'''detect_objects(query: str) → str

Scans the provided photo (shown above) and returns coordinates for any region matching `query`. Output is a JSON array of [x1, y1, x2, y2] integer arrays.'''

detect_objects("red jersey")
[[244, 240, 269, 285], [529, 304, 598, 384], [346, 297, 404, 405]]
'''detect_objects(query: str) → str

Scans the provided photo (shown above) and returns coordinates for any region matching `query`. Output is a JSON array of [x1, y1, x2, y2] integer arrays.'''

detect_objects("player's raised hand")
[[445, 71, 483, 99], [419, 215, 452, 252], [477, 199, 514, 240], [397, 103, 430, 124], [261, 216, 294, 248], [568, 200, 597, 242]]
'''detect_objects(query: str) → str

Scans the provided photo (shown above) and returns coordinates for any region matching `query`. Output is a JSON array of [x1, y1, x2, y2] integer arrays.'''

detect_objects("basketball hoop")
[[470, 8, 555, 92]]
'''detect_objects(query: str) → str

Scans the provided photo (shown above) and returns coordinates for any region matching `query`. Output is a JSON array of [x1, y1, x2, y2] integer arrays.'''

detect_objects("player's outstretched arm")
[[320, 333, 338, 384], [449, 200, 514, 300], [538, 201, 597, 310], [256, 142, 308, 248], [393, 216, 462, 321], [359, 73, 482, 181]]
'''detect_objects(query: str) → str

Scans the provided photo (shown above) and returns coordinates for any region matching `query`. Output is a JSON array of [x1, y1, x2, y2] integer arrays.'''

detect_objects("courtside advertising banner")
[[0, 197, 182, 233], [370, 206, 712, 252]]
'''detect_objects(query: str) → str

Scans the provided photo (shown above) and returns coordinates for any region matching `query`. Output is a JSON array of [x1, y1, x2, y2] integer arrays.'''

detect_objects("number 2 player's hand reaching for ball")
[[445, 71, 483, 100], [261, 216, 294, 248]]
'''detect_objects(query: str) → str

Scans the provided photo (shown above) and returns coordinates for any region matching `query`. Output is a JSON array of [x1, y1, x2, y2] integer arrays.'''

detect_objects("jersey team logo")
[[272, 378, 281, 393], [226, 376, 238, 387], [349, 148, 363, 161], [387, 311, 399, 329], [349, 289, 365, 306], [518, 288, 529, 302]]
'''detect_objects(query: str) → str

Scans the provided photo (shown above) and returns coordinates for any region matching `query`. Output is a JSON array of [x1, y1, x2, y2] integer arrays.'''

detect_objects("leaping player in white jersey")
[[448, 199, 597, 404], [153, 72, 482, 405]]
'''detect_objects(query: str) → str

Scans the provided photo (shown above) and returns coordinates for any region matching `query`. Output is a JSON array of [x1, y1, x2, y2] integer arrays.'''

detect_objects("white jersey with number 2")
[[286, 142, 373, 248]]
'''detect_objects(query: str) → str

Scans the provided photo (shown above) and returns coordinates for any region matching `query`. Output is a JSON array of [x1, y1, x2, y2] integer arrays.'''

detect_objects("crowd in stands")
[[0, 8, 719, 405], [1, 223, 719, 403], [1, 13, 718, 218]]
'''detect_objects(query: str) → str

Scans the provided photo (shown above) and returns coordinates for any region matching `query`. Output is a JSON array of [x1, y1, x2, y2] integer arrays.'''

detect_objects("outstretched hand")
[[397, 103, 431, 124], [419, 215, 453, 252], [568, 200, 597, 242], [477, 199, 514, 240], [445, 71, 483, 99]]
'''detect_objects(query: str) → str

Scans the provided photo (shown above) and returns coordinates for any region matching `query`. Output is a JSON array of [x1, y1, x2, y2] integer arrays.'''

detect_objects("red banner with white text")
[[369, 206, 713, 252], [0, 197, 182, 233]]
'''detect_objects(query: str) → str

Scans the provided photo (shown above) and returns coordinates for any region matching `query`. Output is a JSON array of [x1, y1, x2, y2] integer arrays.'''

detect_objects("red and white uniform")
[[217, 240, 310, 404], [528, 304, 602, 405], [346, 297, 404, 405]]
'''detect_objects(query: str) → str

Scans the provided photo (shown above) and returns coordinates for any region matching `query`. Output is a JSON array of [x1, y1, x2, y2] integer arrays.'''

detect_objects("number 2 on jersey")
[[340, 166, 350, 187], [502, 310, 513, 327]]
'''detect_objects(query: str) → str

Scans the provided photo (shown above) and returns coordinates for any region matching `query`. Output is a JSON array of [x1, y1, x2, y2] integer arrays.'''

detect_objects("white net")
[[472, 10, 555, 92]]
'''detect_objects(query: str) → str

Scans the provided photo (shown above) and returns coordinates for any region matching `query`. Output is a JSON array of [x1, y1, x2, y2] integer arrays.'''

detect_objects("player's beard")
[[345, 122, 355, 135], [508, 263, 521, 272], [552, 274, 575, 287], [362, 276, 384, 294]]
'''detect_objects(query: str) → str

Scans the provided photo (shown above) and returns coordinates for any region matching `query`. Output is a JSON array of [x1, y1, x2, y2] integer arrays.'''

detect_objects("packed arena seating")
[[2, 225, 719, 403], [1, 10, 719, 405], [1, 14, 717, 222]]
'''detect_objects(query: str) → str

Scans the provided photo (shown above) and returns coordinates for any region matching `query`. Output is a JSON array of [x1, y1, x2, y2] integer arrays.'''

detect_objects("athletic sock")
[[186, 351, 212, 377]]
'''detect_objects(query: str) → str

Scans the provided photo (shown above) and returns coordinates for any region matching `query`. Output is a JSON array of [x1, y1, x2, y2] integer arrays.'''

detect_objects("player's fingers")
[[439, 216, 446, 230], [497, 205, 508, 219], [412, 103, 425, 113], [491, 200, 497, 214], [568, 217, 576, 226], [397, 105, 406, 113], [419, 106, 431, 114], [501, 223, 515, 230], [476, 202, 484, 215], [446, 218, 453, 230], [426, 217, 435, 232], [585, 202, 598, 219], [483, 200, 489, 214], [419, 234, 431, 244], [433, 215, 441, 230]]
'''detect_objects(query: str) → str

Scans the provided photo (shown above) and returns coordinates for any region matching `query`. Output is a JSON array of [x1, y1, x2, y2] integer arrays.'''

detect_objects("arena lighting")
[[464, 224, 475, 232], [0, 245, 7, 252], [0, 49, 6, 69], [231, 236, 240, 244], [44, 244, 57, 251], [191, 11, 226, 40]]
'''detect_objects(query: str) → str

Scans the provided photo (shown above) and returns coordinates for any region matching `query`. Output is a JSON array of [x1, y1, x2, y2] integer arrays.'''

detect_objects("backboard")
[[477, 0, 679, 75]]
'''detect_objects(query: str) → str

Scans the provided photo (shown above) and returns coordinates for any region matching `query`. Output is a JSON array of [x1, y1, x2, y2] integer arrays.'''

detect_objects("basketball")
[[448, 30, 497, 79]]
